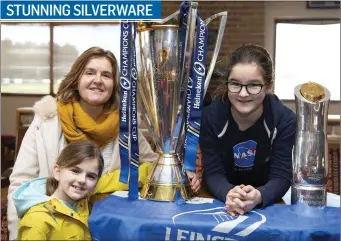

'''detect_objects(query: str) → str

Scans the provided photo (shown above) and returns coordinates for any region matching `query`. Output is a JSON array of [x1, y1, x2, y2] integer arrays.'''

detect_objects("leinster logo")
[[169, 207, 266, 240], [233, 140, 257, 168]]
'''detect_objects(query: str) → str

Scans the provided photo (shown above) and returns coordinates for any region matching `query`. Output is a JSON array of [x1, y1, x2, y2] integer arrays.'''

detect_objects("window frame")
[[1, 22, 120, 97]]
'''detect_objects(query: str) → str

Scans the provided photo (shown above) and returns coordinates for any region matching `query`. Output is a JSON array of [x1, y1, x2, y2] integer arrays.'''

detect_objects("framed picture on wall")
[[307, 1, 340, 9]]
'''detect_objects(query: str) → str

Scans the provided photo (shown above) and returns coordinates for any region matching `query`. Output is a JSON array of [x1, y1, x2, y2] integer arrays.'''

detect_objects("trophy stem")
[[140, 154, 193, 201]]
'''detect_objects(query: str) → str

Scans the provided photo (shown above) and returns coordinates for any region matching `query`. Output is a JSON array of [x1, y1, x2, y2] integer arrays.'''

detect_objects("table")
[[89, 191, 340, 241]]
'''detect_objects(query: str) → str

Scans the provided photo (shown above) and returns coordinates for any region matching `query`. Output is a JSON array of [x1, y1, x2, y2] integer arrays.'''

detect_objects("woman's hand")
[[186, 171, 201, 193]]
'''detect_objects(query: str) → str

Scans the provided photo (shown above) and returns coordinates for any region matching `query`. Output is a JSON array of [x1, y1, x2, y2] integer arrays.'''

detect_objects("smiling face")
[[52, 158, 100, 205], [227, 63, 269, 117], [78, 56, 114, 109]]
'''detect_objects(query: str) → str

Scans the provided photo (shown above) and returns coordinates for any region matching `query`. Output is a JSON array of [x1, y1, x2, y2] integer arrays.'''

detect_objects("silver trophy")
[[292, 82, 331, 208], [136, 2, 227, 201]]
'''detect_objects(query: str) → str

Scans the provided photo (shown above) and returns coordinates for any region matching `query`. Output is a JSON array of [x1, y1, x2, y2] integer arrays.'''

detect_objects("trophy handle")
[[203, 11, 228, 97]]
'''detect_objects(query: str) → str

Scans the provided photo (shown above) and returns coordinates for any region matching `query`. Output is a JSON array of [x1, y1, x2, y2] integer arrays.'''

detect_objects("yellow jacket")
[[14, 162, 152, 240]]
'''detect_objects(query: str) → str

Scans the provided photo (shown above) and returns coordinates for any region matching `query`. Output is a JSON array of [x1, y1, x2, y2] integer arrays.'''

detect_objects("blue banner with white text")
[[1, 1, 161, 21], [89, 194, 340, 241]]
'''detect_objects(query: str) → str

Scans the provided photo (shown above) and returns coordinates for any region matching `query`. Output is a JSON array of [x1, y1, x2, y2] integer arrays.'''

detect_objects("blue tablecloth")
[[89, 192, 340, 241]]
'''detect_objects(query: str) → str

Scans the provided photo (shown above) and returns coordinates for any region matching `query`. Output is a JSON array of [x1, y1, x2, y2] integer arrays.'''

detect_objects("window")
[[274, 21, 340, 101], [1, 24, 50, 94], [1, 23, 121, 95], [53, 25, 121, 93]]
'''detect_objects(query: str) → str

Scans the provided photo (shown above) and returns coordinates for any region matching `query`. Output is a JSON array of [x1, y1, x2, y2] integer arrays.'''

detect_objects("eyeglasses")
[[226, 81, 265, 95]]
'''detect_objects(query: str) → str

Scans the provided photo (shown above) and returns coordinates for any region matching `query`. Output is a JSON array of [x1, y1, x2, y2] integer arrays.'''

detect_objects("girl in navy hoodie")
[[199, 44, 296, 216]]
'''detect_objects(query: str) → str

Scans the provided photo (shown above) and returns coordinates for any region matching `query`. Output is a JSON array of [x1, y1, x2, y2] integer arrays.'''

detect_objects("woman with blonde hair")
[[8, 47, 159, 239], [13, 141, 152, 240]]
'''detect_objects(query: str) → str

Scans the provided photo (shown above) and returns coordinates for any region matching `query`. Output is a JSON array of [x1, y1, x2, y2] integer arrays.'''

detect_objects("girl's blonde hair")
[[46, 141, 104, 196], [56, 47, 119, 113]]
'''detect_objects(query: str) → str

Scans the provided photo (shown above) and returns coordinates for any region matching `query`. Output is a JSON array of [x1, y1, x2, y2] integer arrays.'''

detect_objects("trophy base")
[[140, 154, 194, 201], [291, 184, 326, 208]]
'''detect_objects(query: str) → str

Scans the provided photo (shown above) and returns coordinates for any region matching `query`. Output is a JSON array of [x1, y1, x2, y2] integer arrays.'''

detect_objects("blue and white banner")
[[178, 1, 208, 173], [183, 16, 208, 173], [89, 193, 340, 241], [118, 22, 140, 200], [1, 1, 161, 21], [119, 21, 133, 185], [128, 23, 140, 200]]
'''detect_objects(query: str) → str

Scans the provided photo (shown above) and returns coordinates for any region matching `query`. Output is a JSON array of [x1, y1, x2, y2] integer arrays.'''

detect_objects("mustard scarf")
[[57, 100, 119, 147]]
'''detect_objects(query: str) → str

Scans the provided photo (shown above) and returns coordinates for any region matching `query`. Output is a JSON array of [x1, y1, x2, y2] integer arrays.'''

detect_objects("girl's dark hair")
[[46, 141, 104, 196], [213, 44, 274, 100]]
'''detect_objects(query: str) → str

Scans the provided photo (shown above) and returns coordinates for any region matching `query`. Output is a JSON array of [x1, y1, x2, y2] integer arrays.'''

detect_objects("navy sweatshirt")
[[199, 94, 296, 208]]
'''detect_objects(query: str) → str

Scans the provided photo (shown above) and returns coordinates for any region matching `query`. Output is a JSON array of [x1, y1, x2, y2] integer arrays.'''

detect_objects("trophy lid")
[[300, 82, 325, 102]]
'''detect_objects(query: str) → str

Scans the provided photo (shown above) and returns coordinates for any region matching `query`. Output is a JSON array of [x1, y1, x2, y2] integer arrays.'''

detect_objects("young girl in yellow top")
[[13, 141, 151, 240]]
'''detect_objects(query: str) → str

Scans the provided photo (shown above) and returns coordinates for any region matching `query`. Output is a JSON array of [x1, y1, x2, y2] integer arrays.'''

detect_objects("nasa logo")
[[233, 140, 257, 168]]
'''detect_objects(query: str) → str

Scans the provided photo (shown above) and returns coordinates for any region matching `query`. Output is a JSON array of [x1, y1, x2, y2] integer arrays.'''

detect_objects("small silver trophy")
[[292, 82, 331, 208], [135, 2, 227, 201]]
